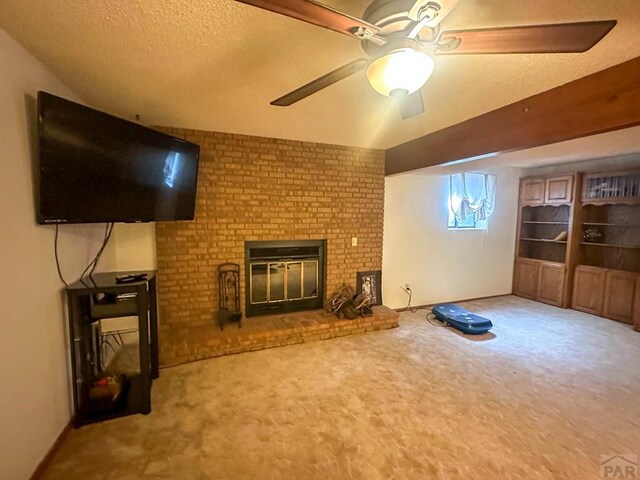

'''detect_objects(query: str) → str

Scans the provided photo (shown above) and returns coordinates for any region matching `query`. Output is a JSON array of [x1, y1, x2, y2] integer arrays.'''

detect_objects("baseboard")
[[29, 422, 71, 480], [394, 293, 511, 312]]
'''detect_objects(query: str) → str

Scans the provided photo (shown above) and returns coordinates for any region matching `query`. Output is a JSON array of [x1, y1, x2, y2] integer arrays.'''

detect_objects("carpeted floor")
[[40, 296, 640, 479]]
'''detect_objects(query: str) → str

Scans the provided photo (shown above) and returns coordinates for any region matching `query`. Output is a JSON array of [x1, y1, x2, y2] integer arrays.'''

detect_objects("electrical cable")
[[88, 224, 113, 290], [79, 223, 109, 286], [426, 308, 447, 327], [79, 222, 114, 289], [53, 223, 114, 288], [401, 286, 419, 313], [401, 285, 447, 327], [88, 222, 114, 282], [54, 224, 70, 288]]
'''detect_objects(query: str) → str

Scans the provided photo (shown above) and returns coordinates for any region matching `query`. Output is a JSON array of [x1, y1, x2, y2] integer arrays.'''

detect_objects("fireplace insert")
[[244, 240, 326, 317]]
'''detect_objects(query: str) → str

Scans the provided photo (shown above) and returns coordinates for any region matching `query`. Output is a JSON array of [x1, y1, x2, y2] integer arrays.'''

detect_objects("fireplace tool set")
[[217, 263, 242, 330]]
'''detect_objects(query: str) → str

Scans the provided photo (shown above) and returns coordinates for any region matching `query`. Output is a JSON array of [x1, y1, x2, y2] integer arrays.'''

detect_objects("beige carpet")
[[40, 296, 640, 479]]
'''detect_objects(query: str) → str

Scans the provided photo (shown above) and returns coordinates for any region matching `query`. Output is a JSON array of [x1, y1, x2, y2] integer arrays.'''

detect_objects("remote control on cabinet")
[[116, 273, 147, 284]]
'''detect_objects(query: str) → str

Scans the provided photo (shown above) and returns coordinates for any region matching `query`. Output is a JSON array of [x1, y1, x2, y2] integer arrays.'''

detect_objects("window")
[[448, 211, 488, 229], [447, 172, 497, 230]]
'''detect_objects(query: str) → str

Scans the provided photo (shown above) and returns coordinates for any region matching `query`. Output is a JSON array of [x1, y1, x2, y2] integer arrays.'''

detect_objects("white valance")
[[449, 173, 497, 222]]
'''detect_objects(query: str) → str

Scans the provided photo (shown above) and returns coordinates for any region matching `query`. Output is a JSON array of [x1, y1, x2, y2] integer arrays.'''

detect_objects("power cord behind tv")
[[54, 222, 114, 289], [80, 222, 114, 289], [54, 224, 69, 288]]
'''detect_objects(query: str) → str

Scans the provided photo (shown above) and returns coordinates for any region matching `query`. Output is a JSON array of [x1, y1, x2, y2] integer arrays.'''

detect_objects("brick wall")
[[155, 128, 385, 363]]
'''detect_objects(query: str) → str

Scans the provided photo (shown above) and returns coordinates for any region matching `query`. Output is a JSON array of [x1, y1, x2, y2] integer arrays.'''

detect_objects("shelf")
[[67, 271, 158, 427], [522, 221, 569, 225], [581, 242, 640, 250], [517, 256, 565, 265], [80, 373, 150, 426], [576, 264, 640, 273], [520, 204, 570, 224], [582, 222, 640, 227], [521, 238, 567, 244], [522, 203, 572, 207], [582, 200, 640, 206], [90, 297, 138, 319]]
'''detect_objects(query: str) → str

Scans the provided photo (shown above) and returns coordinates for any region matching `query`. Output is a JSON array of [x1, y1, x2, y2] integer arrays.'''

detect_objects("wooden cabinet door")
[[514, 259, 539, 300], [603, 270, 637, 324], [520, 178, 545, 205], [572, 266, 605, 315], [537, 262, 566, 307], [545, 175, 573, 204]]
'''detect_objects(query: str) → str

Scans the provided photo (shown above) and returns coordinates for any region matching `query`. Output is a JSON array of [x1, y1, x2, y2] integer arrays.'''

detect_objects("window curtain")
[[449, 173, 497, 222]]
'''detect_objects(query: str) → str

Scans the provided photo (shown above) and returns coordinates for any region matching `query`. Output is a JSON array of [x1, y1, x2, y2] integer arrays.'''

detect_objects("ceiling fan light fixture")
[[389, 88, 410, 98], [366, 48, 435, 97]]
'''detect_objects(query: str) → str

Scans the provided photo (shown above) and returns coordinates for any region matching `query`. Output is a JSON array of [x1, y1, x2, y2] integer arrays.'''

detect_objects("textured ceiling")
[[1, 0, 640, 149]]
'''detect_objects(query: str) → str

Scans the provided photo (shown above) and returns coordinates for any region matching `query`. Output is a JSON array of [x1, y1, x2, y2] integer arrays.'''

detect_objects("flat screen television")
[[37, 91, 200, 224]]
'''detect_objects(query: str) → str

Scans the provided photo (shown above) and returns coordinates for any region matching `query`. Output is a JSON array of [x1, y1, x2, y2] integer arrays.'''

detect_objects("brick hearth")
[[161, 306, 399, 366]]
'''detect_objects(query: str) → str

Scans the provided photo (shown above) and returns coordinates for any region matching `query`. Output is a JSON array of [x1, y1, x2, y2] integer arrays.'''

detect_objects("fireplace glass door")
[[245, 239, 325, 316], [250, 260, 318, 305]]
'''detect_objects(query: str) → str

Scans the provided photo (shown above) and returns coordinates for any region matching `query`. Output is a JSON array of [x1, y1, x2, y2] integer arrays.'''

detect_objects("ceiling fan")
[[235, 0, 616, 119]]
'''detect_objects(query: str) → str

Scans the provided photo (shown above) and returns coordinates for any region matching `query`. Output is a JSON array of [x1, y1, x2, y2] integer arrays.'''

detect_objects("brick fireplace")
[[155, 128, 391, 365]]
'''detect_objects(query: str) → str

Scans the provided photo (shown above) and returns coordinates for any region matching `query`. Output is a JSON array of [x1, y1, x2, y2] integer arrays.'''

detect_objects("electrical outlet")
[[351, 237, 358, 247], [404, 283, 410, 290]]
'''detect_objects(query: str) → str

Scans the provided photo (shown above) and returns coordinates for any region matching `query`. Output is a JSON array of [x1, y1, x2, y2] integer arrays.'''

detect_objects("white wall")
[[113, 223, 157, 271], [382, 166, 523, 309], [0, 29, 120, 480]]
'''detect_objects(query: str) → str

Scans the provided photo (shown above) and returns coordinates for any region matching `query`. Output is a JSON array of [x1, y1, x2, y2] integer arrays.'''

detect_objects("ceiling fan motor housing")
[[408, 1, 441, 22], [360, 0, 449, 56]]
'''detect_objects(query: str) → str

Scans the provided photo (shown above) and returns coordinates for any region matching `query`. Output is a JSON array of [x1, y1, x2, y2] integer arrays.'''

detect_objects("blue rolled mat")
[[432, 303, 493, 335]]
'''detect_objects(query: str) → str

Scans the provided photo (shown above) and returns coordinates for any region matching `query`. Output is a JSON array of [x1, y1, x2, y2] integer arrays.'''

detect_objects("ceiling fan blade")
[[271, 58, 369, 106], [436, 20, 616, 55], [398, 90, 425, 120], [236, 0, 380, 39]]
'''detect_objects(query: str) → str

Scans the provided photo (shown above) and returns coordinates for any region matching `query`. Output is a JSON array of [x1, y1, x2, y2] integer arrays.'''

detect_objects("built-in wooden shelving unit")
[[514, 170, 640, 331], [513, 175, 577, 307], [571, 172, 640, 327]]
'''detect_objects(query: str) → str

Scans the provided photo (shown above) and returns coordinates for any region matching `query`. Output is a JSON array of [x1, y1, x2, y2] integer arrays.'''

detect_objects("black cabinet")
[[66, 271, 158, 427]]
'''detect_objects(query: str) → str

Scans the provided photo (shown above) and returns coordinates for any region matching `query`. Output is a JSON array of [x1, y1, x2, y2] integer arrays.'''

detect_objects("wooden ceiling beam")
[[385, 56, 640, 176]]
